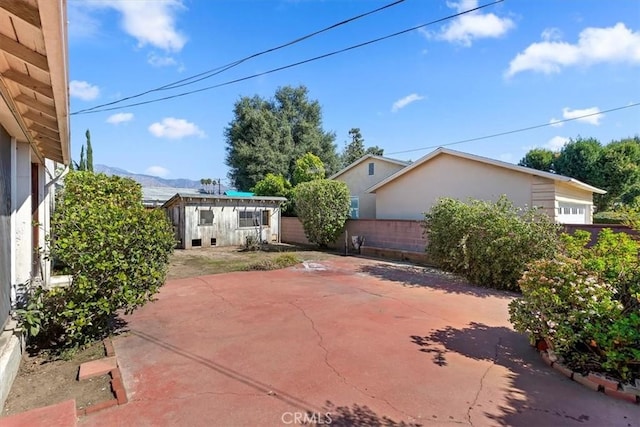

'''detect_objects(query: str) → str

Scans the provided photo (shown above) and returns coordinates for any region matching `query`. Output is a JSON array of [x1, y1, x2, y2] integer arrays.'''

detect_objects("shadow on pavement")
[[360, 263, 515, 299], [409, 322, 632, 426], [307, 401, 423, 426]]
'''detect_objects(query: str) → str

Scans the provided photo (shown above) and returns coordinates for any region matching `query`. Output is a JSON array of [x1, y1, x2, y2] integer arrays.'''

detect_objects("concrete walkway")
[[81, 257, 639, 426]]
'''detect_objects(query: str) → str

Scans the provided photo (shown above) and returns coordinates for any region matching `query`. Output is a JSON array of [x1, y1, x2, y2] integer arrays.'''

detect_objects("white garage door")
[[557, 203, 588, 224]]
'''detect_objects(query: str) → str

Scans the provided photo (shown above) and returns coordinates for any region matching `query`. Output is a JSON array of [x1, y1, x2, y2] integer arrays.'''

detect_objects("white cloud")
[[69, 80, 100, 101], [546, 136, 569, 151], [67, 3, 100, 39], [89, 0, 186, 52], [106, 112, 134, 125], [438, 0, 515, 46], [541, 27, 563, 42], [148, 117, 205, 139], [391, 93, 425, 112], [562, 107, 603, 125], [549, 118, 563, 128], [506, 23, 640, 77], [145, 166, 170, 177], [147, 53, 177, 67]]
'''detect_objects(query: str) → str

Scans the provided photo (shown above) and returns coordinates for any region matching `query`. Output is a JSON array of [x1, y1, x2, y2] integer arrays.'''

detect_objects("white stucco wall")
[[374, 153, 535, 220], [12, 141, 32, 303], [335, 158, 406, 219]]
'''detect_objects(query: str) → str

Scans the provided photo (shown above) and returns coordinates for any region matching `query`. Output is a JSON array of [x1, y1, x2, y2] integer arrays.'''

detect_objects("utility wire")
[[386, 102, 640, 155], [72, 0, 502, 115], [73, 0, 407, 114]]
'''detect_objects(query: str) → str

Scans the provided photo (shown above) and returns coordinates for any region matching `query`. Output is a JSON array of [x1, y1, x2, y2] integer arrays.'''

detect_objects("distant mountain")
[[95, 164, 227, 191]]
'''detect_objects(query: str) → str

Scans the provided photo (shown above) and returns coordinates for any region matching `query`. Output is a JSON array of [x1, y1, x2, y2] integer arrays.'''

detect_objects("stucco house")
[[368, 147, 606, 224], [329, 154, 409, 219], [0, 0, 70, 408], [163, 193, 287, 249]]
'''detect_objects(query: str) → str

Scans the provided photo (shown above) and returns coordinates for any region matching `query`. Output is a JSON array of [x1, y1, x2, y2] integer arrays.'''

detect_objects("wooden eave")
[[0, 0, 69, 164]]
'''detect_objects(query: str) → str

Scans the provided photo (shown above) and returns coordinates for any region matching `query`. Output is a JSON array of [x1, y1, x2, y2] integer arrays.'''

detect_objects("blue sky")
[[67, 0, 640, 185]]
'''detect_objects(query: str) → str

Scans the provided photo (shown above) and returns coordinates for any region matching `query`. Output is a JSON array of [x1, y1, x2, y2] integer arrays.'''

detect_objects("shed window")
[[368, 162, 374, 175], [199, 209, 214, 225], [239, 210, 270, 228]]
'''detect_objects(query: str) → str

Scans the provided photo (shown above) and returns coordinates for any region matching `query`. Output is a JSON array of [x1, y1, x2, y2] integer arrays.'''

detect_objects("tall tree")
[[78, 146, 86, 171], [518, 148, 555, 171], [553, 137, 603, 185], [340, 128, 384, 168], [225, 85, 338, 190], [85, 129, 94, 172]]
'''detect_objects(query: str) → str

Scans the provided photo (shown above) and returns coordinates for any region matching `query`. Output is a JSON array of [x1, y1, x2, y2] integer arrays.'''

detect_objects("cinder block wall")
[[281, 217, 428, 253]]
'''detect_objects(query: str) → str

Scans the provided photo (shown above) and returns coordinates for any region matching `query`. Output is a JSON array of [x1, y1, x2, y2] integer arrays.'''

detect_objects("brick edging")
[[77, 338, 129, 417], [537, 349, 639, 405]]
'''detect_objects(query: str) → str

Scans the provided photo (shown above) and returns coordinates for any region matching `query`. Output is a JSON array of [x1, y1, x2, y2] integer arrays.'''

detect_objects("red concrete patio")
[[80, 257, 639, 426]]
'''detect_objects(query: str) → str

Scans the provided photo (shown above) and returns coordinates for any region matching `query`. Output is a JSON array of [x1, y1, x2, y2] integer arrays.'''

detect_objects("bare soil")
[[2, 243, 334, 417], [2, 341, 113, 416]]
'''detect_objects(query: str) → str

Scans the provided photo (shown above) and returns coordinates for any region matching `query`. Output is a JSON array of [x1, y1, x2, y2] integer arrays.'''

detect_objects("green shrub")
[[424, 196, 560, 290], [510, 229, 640, 381], [294, 179, 350, 248], [593, 211, 626, 224], [17, 172, 175, 348]]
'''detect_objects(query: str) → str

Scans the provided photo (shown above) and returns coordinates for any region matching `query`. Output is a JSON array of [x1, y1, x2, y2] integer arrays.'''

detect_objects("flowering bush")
[[510, 229, 640, 381]]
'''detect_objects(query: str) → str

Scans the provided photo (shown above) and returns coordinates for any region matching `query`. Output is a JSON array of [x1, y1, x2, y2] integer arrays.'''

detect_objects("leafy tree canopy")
[[252, 173, 292, 198], [518, 148, 555, 171], [293, 152, 325, 185], [225, 85, 338, 190]]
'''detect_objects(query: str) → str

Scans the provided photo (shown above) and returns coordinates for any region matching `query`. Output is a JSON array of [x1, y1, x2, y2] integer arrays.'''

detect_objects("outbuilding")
[[163, 193, 287, 249]]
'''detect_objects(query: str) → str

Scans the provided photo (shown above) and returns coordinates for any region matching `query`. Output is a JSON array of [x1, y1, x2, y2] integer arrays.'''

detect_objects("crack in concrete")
[[466, 337, 502, 427], [289, 301, 419, 424], [194, 277, 236, 308]]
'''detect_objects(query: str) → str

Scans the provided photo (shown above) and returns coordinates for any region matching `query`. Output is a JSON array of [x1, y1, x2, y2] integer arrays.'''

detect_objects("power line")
[[72, 0, 407, 115], [71, 0, 503, 115], [386, 102, 640, 156]]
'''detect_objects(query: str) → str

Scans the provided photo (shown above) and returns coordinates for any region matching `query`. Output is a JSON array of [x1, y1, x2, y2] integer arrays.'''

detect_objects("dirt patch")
[[167, 243, 335, 279], [2, 341, 114, 416]]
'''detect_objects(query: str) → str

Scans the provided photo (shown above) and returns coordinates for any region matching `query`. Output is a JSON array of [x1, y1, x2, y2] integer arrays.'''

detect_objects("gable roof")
[[329, 154, 410, 180], [367, 147, 606, 194]]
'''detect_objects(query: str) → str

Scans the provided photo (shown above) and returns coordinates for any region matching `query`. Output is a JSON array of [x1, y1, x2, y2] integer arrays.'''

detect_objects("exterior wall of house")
[[0, 126, 11, 328], [374, 153, 534, 220], [12, 142, 33, 306], [334, 159, 406, 219], [531, 176, 557, 220], [167, 199, 282, 249]]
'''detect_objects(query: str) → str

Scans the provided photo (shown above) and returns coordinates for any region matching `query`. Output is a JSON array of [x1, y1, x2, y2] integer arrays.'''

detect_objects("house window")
[[350, 197, 359, 219], [368, 162, 374, 175], [199, 209, 214, 226]]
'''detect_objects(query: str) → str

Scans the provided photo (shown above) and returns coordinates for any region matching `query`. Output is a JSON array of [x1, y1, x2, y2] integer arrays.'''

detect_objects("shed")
[[163, 193, 287, 249]]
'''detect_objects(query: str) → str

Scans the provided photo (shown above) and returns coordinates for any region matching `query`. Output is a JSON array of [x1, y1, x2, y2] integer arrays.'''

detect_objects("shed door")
[[557, 203, 588, 224]]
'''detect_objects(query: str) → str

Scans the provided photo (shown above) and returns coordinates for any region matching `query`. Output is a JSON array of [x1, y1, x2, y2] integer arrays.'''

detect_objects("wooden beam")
[[34, 134, 61, 151], [23, 109, 57, 131], [30, 122, 59, 140], [0, 0, 41, 28], [2, 68, 53, 99], [0, 33, 49, 71], [15, 93, 56, 117]]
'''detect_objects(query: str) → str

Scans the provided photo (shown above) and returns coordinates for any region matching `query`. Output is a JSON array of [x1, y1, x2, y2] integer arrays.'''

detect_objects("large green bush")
[[18, 172, 175, 347], [509, 229, 640, 381], [423, 196, 560, 290], [294, 179, 350, 247]]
